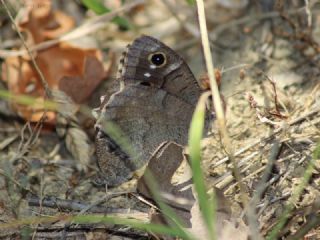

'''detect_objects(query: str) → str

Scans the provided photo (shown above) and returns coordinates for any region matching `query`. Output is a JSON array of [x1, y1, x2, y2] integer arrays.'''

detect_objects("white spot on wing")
[[144, 72, 151, 78], [100, 95, 106, 103], [150, 65, 156, 69]]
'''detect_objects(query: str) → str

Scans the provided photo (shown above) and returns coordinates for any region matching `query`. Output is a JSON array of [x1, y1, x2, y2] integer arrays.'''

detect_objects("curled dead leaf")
[[19, 0, 74, 43], [1, 1, 105, 122]]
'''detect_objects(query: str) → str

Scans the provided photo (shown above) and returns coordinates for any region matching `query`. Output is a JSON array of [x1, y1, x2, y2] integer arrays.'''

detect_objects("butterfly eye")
[[148, 52, 167, 67]]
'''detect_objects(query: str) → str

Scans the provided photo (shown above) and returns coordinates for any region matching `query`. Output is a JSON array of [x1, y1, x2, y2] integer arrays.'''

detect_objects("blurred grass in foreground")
[[81, 0, 130, 30], [266, 142, 319, 240], [0, 88, 213, 239]]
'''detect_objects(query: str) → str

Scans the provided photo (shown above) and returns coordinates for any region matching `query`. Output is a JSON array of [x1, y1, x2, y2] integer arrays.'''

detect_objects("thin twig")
[[246, 141, 281, 240], [0, 169, 34, 194], [1, 0, 52, 98], [286, 211, 320, 240], [266, 151, 316, 239], [209, 8, 307, 41], [161, 0, 199, 37], [28, 195, 146, 215], [0, 0, 145, 58], [33, 226, 148, 239], [211, 106, 320, 168]]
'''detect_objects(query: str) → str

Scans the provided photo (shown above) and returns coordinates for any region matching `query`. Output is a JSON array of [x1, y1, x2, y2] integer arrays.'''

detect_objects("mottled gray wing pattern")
[[95, 84, 195, 186]]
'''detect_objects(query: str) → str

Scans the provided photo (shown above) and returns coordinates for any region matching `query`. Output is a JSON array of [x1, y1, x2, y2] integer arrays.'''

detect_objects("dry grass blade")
[[196, 0, 248, 198], [266, 142, 319, 240], [246, 140, 281, 240], [195, 0, 250, 229], [286, 212, 320, 240], [211, 106, 320, 168], [0, 134, 18, 151]]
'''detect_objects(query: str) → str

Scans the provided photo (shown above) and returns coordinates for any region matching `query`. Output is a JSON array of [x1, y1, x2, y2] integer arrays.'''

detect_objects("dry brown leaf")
[[19, 0, 74, 44], [199, 70, 222, 90], [51, 89, 79, 120], [1, 0, 105, 122], [65, 125, 91, 169], [59, 54, 105, 103]]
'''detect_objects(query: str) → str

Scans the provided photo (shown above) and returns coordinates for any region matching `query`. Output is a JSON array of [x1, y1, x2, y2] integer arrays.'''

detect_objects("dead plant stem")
[[196, 0, 248, 209]]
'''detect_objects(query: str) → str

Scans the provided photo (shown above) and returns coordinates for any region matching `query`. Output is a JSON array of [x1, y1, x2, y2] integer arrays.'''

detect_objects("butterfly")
[[93, 36, 210, 186]]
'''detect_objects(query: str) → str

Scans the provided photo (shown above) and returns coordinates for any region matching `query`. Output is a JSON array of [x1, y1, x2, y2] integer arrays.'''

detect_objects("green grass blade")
[[72, 215, 189, 237], [0, 214, 188, 238], [81, 0, 130, 29], [141, 170, 196, 240], [0, 89, 57, 110], [266, 142, 319, 240], [186, 0, 196, 5], [81, 0, 108, 15], [188, 92, 215, 240]]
